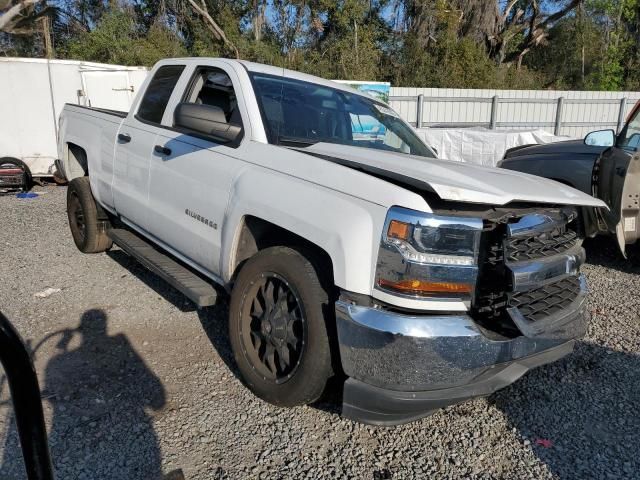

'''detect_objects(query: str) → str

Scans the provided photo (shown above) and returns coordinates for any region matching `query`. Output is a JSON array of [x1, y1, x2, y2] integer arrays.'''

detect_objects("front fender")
[[221, 167, 387, 294]]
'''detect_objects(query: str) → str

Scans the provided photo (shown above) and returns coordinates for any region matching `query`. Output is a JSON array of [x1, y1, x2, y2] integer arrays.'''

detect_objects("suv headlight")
[[375, 207, 483, 300]]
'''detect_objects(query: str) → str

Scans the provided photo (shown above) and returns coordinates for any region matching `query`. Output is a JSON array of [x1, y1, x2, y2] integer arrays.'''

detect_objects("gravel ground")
[[0, 185, 639, 480]]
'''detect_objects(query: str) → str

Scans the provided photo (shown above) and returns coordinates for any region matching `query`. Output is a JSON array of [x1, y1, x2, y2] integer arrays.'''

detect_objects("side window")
[[183, 68, 242, 127], [137, 65, 185, 124], [620, 107, 640, 151]]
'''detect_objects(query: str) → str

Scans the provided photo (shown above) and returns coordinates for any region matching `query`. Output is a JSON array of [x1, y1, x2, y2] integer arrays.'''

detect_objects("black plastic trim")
[[341, 340, 575, 426], [66, 103, 127, 118], [134, 114, 244, 149]]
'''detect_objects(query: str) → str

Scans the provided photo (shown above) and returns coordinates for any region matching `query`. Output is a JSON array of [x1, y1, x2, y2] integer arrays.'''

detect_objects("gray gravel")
[[0, 185, 639, 479]]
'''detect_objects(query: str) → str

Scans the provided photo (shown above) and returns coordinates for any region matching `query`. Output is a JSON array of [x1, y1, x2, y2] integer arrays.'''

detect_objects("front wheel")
[[229, 246, 334, 407]]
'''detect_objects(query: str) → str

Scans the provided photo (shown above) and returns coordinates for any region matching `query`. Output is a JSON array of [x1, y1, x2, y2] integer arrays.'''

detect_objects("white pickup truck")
[[57, 58, 606, 425]]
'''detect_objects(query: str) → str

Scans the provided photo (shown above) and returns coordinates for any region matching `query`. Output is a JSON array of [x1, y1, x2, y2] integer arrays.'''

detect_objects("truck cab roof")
[[157, 57, 375, 104]]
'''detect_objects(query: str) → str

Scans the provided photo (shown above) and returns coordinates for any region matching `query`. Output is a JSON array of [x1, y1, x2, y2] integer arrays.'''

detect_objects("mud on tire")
[[67, 177, 112, 253]]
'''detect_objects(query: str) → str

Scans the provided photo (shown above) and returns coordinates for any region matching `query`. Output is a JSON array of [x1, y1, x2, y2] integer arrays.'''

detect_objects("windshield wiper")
[[276, 135, 319, 147]]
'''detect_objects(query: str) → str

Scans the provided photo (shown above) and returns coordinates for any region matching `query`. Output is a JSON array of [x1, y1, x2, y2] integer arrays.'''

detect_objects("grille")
[[509, 276, 581, 322], [473, 211, 582, 335], [505, 229, 578, 262]]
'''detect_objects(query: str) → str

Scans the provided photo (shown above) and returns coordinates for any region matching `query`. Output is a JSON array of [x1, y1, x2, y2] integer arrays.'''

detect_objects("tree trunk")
[[253, 0, 265, 42], [185, 0, 239, 59]]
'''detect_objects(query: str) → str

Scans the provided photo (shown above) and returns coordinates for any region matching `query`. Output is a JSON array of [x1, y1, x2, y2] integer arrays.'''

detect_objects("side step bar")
[[107, 229, 217, 308]]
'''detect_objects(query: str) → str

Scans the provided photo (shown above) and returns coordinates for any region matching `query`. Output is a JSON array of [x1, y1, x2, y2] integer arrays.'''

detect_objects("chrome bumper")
[[336, 275, 588, 424]]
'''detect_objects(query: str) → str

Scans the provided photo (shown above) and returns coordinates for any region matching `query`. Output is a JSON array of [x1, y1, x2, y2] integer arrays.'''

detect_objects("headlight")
[[375, 207, 483, 300]]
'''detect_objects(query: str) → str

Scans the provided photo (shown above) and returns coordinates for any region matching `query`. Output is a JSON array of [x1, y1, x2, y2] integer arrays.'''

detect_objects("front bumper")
[[336, 276, 588, 425]]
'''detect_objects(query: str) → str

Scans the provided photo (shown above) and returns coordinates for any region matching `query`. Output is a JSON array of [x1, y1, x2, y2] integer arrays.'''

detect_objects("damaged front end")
[[472, 206, 587, 340], [337, 203, 589, 425]]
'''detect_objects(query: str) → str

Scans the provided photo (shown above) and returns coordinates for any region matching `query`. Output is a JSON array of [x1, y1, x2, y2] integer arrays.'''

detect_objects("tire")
[[66, 177, 112, 253], [627, 241, 640, 265], [0, 157, 32, 191], [52, 169, 68, 186], [229, 246, 334, 407]]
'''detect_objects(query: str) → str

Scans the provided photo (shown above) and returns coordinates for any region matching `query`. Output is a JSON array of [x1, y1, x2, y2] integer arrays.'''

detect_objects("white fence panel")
[[389, 87, 640, 138]]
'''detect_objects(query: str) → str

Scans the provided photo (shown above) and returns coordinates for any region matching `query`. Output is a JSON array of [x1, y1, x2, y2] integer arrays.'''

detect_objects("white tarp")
[[414, 127, 573, 167]]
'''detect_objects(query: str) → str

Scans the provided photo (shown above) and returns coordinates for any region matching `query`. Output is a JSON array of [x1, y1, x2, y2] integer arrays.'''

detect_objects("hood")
[[304, 143, 607, 208], [504, 139, 607, 159]]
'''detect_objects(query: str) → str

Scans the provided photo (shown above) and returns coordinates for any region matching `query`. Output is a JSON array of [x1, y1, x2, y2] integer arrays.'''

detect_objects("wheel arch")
[[230, 216, 335, 288], [64, 142, 89, 179]]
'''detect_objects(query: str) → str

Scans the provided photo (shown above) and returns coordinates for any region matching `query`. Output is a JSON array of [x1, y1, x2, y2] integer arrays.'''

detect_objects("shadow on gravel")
[[106, 250, 198, 313], [0, 309, 167, 480], [584, 235, 640, 273], [103, 246, 343, 419], [197, 303, 238, 378], [489, 341, 640, 479]]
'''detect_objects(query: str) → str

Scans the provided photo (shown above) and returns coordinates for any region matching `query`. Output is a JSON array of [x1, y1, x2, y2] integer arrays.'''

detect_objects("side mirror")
[[584, 129, 615, 147], [174, 102, 242, 143]]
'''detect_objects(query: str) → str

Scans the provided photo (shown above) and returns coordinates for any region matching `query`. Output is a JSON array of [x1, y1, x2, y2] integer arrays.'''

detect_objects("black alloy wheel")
[[239, 273, 306, 383], [229, 246, 334, 407]]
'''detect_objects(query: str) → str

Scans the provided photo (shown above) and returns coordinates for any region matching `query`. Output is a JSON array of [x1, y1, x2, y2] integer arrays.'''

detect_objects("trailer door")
[[81, 70, 135, 111]]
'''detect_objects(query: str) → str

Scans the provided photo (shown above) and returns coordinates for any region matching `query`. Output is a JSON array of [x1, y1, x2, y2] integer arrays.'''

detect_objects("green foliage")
[[64, 10, 186, 66], [3, 0, 640, 91]]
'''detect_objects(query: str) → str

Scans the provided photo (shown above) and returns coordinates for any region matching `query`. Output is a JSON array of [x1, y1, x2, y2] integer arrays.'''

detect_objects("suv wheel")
[[229, 246, 334, 407]]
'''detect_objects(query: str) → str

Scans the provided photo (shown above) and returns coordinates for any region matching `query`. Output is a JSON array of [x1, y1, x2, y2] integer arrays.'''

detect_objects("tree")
[[396, 0, 585, 69], [65, 9, 186, 66], [0, 0, 44, 32], [184, 0, 239, 58], [2, 0, 640, 91]]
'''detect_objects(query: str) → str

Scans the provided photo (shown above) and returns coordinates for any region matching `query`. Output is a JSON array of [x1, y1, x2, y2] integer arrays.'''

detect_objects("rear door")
[[595, 105, 640, 255], [112, 64, 186, 232]]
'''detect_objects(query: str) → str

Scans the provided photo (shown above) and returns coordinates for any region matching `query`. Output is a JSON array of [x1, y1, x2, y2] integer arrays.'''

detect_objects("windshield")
[[250, 73, 435, 158]]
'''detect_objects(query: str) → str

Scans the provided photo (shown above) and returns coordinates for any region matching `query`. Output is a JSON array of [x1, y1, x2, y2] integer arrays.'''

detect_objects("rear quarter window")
[[137, 65, 185, 124]]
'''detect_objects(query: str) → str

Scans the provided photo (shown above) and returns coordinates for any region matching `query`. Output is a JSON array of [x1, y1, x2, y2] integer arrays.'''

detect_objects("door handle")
[[118, 133, 131, 143], [154, 145, 172, 156]]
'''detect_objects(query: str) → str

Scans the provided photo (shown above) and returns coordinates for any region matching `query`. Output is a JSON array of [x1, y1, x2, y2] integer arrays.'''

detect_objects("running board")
[[107, 229, 217, 308]]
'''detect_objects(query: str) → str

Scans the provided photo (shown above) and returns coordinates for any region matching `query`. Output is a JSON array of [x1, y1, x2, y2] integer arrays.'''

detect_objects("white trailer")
[[0, 57, 148, 177]]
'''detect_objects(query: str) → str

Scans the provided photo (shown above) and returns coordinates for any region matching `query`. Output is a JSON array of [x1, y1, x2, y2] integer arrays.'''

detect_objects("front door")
[[146, 65, 247, 276], [594, 106, 640, 256]]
